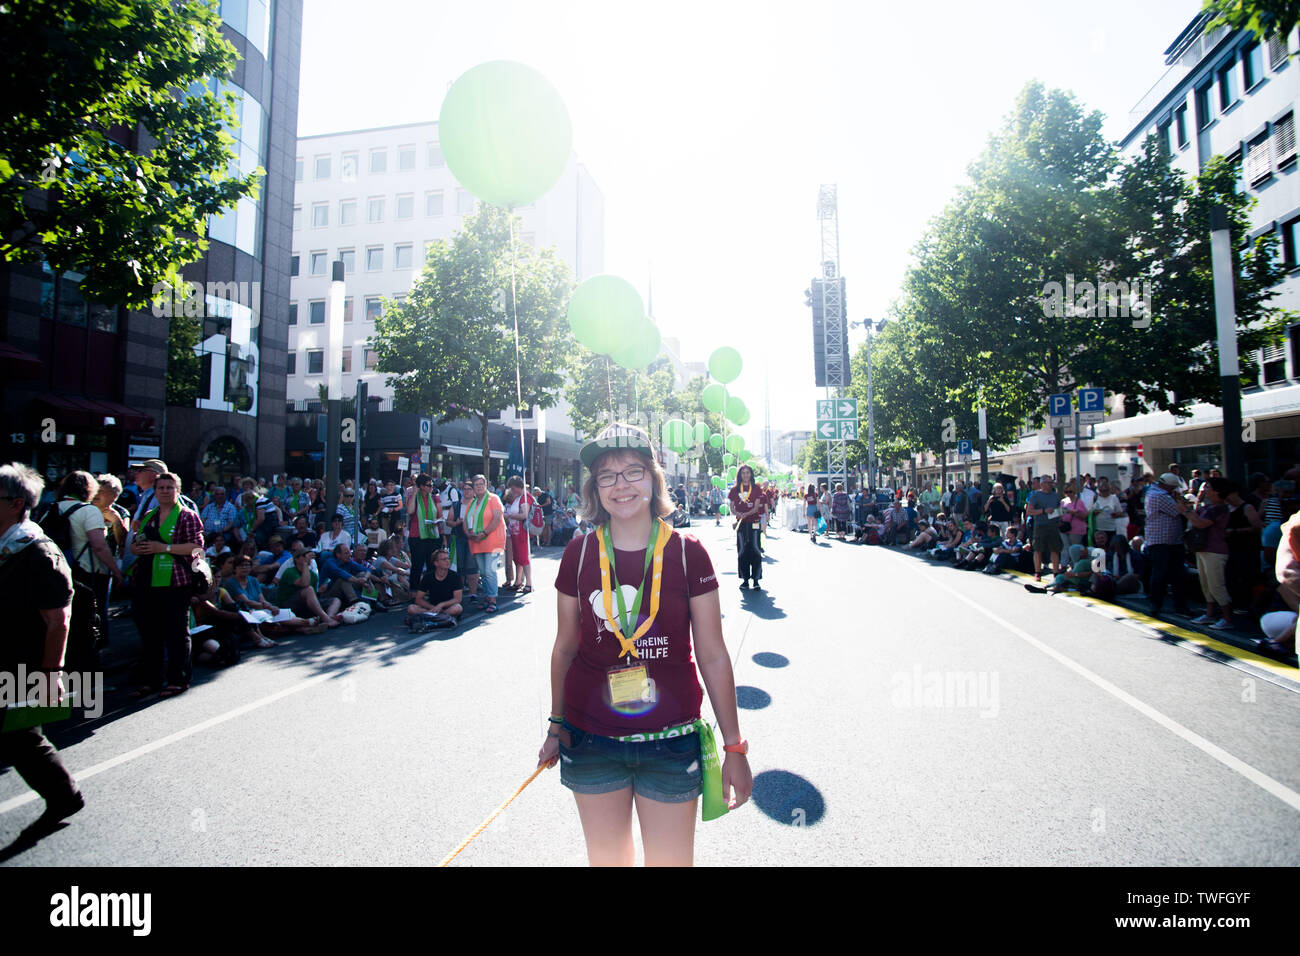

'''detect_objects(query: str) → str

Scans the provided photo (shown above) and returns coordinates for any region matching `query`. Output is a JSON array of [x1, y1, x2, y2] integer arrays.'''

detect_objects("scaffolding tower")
[[817, 184, 848, 492]]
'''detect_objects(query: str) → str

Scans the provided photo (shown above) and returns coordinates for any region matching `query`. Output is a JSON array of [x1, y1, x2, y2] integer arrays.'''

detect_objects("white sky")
[[297, 0, 1201, 452]]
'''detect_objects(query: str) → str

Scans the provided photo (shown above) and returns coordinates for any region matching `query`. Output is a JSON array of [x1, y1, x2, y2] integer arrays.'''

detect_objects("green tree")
[[373, 206, 576, 476], [1203, 0, 1300, 39], [0, 0, 261, 307], [565, 352, 676, 440]]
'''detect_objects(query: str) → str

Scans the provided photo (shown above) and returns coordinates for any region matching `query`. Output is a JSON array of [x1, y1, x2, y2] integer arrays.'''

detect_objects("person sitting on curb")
[[407, 548, 462, 626], [984, 525, 1026, 574]]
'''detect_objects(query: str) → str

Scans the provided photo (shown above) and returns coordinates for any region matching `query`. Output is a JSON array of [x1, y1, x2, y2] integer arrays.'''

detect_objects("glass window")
[[396, 194, 414, 219], [341, 152, 359, 182], [365, 297, 383, 321], [295, 157, 304, 181], [1219, 59, 1237, 109], [344, 297, 354, 323], [287, 351, 296, 375], [426, 190, 443, 216], [1195, 85, 1211, 129], [366, 246, 384, 271], [340, 199, 357, 226], [290, 255, 299, 277], [341, 348, 352, 373], [309, 300, 325, 324], [1174, 105, 1188, 147], [310, 251, 327, 275], [1270, 31, 1290, 69], [1244, 41, 1263, 89], [370, 148, 387, 174], [314, 154, 331, 180], [292, 205, 303, 230], [308, 350, 323, 375], [399, 145, 416, 171], [427, 143, 444, 167], [367, 196, 384, 222], [365, 348, 378, 370], [338, 248, 355, 274], [1263, 343, 1287, 383], [1283, 217, 1300, 267], [311, 202, 329, 228], [456, 189, 474, 214], [395, 244, 413, 269], [288, 303, 298, 326]]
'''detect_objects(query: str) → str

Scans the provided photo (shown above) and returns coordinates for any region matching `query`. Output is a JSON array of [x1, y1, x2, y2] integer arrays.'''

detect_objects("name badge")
[[607, 664, 653, 707]]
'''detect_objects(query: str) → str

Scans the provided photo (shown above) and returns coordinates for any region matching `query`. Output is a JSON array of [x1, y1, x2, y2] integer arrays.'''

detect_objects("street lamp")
[[849, 317, 887, 490]]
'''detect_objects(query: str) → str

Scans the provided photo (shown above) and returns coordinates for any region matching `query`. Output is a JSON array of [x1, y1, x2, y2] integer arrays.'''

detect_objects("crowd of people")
[[767, 464, 1298, 663]]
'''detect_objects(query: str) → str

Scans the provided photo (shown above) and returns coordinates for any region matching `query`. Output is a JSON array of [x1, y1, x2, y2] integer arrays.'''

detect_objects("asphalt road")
[[2, 518, 1298, 866]]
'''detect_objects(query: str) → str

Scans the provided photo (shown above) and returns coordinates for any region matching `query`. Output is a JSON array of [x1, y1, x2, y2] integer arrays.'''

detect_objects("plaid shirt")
[[1143, 485, 1184, 546], [143, 507, 206, 587]]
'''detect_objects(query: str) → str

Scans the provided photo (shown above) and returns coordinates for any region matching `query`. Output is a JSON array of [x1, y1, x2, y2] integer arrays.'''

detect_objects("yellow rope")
[[437, 764, 549, 867]]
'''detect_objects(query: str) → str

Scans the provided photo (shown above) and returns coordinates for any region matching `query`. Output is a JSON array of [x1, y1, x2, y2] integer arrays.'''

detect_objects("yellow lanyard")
[[596, 519, 672, 660]]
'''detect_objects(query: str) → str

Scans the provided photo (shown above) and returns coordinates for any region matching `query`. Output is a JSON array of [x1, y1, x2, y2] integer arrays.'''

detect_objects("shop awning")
[[0, 342, 42, 378], [438, 443, 507, 460], [35, 393, 155, 431]]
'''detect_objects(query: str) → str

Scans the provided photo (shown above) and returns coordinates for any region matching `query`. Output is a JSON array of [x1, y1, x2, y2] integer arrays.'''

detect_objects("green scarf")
[[415, 492, 438, 540], [144, 505, 181, 587], [466, 494, 489, 534]]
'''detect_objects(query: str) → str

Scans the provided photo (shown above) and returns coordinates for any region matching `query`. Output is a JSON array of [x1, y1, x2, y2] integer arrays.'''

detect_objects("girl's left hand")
[[721, 753, 753, 809]]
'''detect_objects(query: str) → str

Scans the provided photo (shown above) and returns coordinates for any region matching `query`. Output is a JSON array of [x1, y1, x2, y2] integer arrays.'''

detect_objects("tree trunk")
[[1049, 348, 1066, 482]]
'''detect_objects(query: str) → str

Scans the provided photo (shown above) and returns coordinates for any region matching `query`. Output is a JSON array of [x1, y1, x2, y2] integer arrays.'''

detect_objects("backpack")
[[528, 497, 545, 533], [37, 501, 92, 565]]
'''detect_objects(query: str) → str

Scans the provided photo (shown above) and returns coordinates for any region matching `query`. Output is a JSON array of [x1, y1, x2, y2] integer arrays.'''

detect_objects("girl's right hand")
[[538, 732, 561, 769]]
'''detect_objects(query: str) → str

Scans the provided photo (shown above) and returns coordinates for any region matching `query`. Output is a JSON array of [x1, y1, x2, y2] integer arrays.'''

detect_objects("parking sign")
[[1048, 392, 1072, 430], [1078, 387, 1106, 424]]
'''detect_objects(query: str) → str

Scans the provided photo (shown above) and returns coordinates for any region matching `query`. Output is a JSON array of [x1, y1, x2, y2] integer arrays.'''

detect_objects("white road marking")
[[914, 566, 1300, 814], [0, 628, 441, 817]]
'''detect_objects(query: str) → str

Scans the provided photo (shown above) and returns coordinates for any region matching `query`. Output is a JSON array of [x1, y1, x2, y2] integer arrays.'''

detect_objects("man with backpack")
[[0, 462, 87, 838]]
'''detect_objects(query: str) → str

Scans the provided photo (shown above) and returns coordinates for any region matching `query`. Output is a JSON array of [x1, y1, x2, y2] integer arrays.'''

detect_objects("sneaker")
[[1189, 613, 1214, 625], [1208, 619, 1234, 631], [751, 582, 762, 591]]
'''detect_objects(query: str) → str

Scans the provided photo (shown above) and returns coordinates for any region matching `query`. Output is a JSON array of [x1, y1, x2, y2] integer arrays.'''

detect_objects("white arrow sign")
[[818, 421, 838, 439], [837, 399, 857, 418]]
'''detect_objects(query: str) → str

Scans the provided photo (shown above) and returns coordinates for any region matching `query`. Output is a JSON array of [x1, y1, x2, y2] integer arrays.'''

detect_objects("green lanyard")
[[601, 521, 659, 640]]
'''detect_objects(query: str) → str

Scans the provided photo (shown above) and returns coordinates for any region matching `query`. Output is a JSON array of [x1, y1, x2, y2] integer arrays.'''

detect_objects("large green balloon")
[[438, 61, 572, 208], [738, 450, 752, 462], [711, 475, 725, 488], [708, 433, 724, 449], [701, 383, 727, 414], [719, 503, 730, 516], [725, 434, 745, 455], [693, 422, 709, 445], [722, 452, 734, 467], [708, 347, 743, 384], [661, 418, 691, 454], [725, 395, 748, 425], [726, 466, 739, 483], [567, 275, 644, 356], [611, 317, 662, 370]]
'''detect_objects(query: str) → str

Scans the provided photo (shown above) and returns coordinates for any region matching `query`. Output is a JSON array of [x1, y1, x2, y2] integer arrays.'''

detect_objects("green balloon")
[[693, 422, 709, 445], [661, 418, 691, 454], [567, 275, 644, 355], [438, 61, 572, 208], [722, 453, 734, 467], [708, 433, 724, 449], [708, 347, 743, 384], [701, 383, 727, 414], [611, 317, 661, 370], [739, 450, 752, 462], [711, 475, 725, 488], [727, 466, 739, 483], [725, 434, 745, 455], [725, 395, 748, 425], [719, 503, 730, 516]]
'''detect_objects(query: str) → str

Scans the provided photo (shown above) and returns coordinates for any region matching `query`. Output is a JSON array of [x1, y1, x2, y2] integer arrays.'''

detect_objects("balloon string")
[[508, 210, 528, 496], [605, 356, 614, 427]]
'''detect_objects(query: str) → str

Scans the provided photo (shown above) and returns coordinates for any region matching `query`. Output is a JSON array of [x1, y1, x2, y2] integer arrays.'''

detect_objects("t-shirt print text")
[[698, 573, 716, 585]]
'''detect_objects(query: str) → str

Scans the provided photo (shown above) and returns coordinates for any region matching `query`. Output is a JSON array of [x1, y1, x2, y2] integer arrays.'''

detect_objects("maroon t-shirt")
[[556, 528, 719, 738], [728, 485, 765, 524]]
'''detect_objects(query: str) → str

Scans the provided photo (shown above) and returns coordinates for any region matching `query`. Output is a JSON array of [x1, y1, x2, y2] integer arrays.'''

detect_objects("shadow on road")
[[735, 685, 772, 710], [752, 769, 825, 827], [751, 652, 789, 668], [740, 592, 787, 620]]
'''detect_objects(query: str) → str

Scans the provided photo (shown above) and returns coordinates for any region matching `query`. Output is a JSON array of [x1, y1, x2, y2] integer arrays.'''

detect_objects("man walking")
[[0, 463, 85, 837]]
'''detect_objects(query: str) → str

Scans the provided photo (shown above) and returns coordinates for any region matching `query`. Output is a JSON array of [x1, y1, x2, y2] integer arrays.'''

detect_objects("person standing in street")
[[1024, 475, 1063, 581], [1144, 472, 1194, 618], [538, 424, 751, 866], [404, 473, 442, 590], [804, 483, 820, 542], [128, 472, 205, 699], [0, 463, 86, 838], [729, 466, 765, 590], [465, 474, 505, 613]]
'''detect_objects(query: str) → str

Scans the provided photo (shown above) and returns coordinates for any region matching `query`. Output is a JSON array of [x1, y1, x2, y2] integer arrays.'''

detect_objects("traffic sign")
[[816, 420, 857, 440], [835, 398, 857, 418], [957, 439, 972, 456], [1078, 387, 1105, 413], [412, 451, 422, 465], [816, 399, 835, 420], [418, 417, 432, 442]]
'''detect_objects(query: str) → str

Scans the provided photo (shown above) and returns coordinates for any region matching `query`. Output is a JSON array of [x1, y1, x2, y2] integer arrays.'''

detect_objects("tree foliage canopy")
[[0, 0, 261, 307]]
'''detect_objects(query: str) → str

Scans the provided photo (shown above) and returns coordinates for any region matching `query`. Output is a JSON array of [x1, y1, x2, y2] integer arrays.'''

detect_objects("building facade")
[[285, 121, 604, 486], [0, 0, 303, 486]]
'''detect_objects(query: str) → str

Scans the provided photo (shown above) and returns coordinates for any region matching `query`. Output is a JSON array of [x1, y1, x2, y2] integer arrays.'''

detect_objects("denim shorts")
[[558, 721, 702, 803]]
